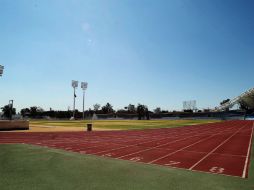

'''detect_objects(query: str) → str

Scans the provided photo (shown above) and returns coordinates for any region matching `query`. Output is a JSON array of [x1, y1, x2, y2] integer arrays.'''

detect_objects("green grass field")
[[30, 119, 220, 130], [0, 143, 253, 190]]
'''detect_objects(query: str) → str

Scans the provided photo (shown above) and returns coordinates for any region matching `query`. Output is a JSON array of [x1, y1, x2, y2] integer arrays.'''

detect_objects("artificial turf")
[[0, 143, 253, 190]]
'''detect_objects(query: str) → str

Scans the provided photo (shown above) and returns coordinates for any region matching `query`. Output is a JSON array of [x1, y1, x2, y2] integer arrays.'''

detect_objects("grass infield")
[[30, 119, 220, 130], [0, 143, 253, 190]]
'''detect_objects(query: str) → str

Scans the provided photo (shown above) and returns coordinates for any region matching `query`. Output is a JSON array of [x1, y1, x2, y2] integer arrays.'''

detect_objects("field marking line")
[[90, 126, 213, 155], [117, 124, 239, 159], [22, 130, 191, 151], [188, 123, 249, 170], [147, 127, 235, 164], [180, 149, 247, 158], [94, 134, 198, 155], [117, 135, 209, 159], [0, 122, 236, 155], [44, 124, 229, 155], [31, 125, 236, 155], [90, 123, 233, 155], [242, 122, 254, 178], [130, 135, 214, 162]]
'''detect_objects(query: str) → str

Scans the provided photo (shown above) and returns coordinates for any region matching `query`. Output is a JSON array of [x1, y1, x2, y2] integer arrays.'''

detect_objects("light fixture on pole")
[[81, 82, 88, 120], [0, 65, 4, 77], [9, 100, 13, 120], [71, 80, 78, 119]]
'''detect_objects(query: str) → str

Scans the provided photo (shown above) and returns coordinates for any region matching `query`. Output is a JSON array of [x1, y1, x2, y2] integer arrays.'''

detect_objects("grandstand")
[[215, 87, 254, 111]]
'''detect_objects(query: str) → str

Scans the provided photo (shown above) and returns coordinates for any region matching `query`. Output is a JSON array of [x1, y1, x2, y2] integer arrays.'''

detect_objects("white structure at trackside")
[[215, 87, 254, 111]]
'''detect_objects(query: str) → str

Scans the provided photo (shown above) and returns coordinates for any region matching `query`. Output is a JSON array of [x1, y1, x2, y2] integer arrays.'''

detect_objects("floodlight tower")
[[81, 82, 88, 120], [9, 100, 13, 120], [71, 80, 78, 119], [0, 65, 4, 77]]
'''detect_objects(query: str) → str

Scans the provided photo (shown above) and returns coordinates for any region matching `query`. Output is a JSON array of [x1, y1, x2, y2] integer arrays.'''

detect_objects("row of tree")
[[2, 99, 252, 120], [0, 103, 153, 120]]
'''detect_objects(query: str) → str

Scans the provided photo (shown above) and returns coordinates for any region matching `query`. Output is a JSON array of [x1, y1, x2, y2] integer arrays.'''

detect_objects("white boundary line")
[[182, 149, 247, 158], [242, 122, 254, 178], [40, 123, 236, 157], [188, 123, 248, 170], [25, 143, 246, 178], [92, 128, 214, 155], [37, 123, 240, 159], [118, 124, 239, 160], [93, 126, 231, 156], [31, 127, 215, 154], [4, 121, 248, 178], [91, 122, 240, 155], [117, 135, 210, 159], [147, 124, 241, 164], [148, 135, 215, 164]]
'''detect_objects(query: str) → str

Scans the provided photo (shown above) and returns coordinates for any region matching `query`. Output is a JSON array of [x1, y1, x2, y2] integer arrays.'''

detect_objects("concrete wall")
[[0, 120, 29, 130]]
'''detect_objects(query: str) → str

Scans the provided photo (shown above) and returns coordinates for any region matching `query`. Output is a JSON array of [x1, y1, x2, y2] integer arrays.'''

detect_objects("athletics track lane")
[[0, 120, 253, 178]]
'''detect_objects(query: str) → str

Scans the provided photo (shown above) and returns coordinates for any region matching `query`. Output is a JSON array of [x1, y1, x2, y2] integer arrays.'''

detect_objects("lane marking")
[[102, 153, 114, 157], [148, 135, 215, 164], [242, 122, 254, 178], [179, 149, 247, 158], [188, 123, 248, 170], [165, 161, 180, 166], [209, 166, 225, 174], [92, 127, 218, 155], [118, 124, 241, 160], [129, 157, 143, 161], [93, 123, 240, 156], [117, 136, 205, 159], [148, 124, 242, 164]]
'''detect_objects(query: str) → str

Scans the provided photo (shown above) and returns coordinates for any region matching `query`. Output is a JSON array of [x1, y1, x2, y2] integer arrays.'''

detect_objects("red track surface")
[[0, 120, 253, 178]]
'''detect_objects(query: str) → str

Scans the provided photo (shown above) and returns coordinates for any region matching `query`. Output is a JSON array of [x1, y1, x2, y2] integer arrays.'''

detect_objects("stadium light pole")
[[9, 100, 13, 120], [71, 80, 78, 119], [81, 82, 88, 120], [0, 65, 4, 77]]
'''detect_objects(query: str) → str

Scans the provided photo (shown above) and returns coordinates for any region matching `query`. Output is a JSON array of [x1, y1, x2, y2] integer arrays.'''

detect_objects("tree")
[[239, 100, 250, 111], [137, 104, 146, 120], [1, 105, 16, 119], [101, 103, 114, 114], [116, 109, 127, 114], [126, 104, 136, 113], [93, 104, 101, 111], [20, 108, 30, 117], [154, 107, 161, 114], [145, 107, 150, 120], [29, 106, 44, 118]]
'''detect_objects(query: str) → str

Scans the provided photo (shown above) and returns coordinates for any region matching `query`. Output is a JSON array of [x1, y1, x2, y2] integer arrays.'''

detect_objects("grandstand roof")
[[215, 88, 254, 111]]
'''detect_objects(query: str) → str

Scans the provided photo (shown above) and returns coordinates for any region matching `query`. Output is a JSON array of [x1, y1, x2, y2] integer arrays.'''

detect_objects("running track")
[[0, 120, 253, 178]]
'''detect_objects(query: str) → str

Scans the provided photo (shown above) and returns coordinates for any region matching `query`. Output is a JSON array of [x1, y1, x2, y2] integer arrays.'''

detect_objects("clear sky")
[[0, 0, 254, 112]]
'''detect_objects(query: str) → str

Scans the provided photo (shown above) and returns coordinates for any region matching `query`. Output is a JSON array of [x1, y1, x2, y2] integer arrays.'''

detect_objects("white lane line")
[[90, 123, 240, 155], [91, 126, 219, 155], [147, 124, 243, 164], [117, 125, 238, 159], [181, 149, 247, 158], [117, 135, 207, 159], [148, 133, 225, 164], [242, 122, 254, 178], [94, 134, 198, 155], [188, 123, 248, 170]]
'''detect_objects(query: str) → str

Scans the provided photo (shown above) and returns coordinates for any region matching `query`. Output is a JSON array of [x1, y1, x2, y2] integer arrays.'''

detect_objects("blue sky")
[[0, 0, 254, 112]]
